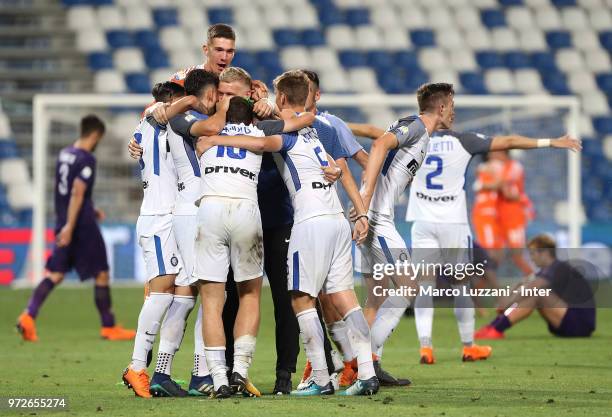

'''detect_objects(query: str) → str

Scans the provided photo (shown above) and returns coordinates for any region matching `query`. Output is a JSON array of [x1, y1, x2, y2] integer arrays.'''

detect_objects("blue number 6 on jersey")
[[425, 155, 443, 190], [216, 145, 247, 160]]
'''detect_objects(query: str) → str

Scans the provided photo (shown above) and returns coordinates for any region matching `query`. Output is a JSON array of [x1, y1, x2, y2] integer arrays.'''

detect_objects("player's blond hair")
[[219, 67, 252, 89], [273, 70, 310, 106]]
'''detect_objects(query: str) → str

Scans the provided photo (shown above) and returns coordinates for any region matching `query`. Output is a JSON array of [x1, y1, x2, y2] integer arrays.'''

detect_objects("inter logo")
[[170, 256, 179, 267]]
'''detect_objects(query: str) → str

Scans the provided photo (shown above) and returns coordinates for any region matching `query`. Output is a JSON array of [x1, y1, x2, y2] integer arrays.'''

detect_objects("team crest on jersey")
[[184, 114, 196, 122], [81, 166, 92, 179], [399, 126, 410, 135], [170, 255, 179, 267]]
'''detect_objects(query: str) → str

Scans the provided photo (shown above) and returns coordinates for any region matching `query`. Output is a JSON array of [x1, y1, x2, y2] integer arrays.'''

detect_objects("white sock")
[[343, 307, 375, 380], [453, 286, 475, 347], [130, 292, 173, 371], [329, 320, 355, 362], [296, 308, 329, 387], [156, 295, 195, 375], [193, 305, 209, 377], [370, 296, 410, 354], [205, 347, 228, 390], [233, 335, 256, 378], [415, 283, 435, 348], [375, 345, 384, 359]]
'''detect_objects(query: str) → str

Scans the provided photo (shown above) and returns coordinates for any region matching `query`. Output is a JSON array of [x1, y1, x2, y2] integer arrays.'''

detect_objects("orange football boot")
[[419, 347, 435, 365], [16, 312, 38, 342], [122, 367, 151, 398], [339, 359, 358, 387], [462, 344, 492, 362], [474, 325, 505, 340], [300, 360, 312, 383], [101, 325, 136, 341]]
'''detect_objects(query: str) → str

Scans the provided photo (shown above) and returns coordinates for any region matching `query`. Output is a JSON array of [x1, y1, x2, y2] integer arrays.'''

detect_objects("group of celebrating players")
[[16, 22, 583, 400]]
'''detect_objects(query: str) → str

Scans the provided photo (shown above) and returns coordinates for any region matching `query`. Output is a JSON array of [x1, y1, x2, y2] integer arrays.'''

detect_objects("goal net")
[[26, 94, 581, 284]]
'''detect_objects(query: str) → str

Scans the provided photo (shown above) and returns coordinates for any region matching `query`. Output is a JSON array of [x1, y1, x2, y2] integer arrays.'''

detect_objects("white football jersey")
[[272, 127, 344, 224], [369, 115, 430, 217], [167, 112, 206, 215], [406, 130, 492, 224], [199, 123, 264, 203], [134, 116, 177, 215]]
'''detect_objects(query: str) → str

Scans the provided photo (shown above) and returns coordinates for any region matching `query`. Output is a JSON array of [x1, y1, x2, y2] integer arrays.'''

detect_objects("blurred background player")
[[123, 82, 188, 398], [476, 234, 595, 339], [17, 115, 135, 342]]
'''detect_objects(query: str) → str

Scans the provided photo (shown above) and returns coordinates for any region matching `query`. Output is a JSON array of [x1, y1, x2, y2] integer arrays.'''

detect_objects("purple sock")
[[27, 278, 56, 318], [491, 315, 512, 333], [94, 285, 115, 327]]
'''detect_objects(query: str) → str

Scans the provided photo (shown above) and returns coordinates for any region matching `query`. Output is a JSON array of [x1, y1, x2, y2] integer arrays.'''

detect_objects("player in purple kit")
[[16, 115, 135, 342]]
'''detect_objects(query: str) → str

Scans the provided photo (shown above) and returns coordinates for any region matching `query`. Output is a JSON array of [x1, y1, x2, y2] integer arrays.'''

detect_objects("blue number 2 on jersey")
[[425, 155, 443, 190], [216, 145, 246, 160]]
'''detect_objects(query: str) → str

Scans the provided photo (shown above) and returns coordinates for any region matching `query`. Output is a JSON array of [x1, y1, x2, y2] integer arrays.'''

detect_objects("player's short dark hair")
[[151, 81, 185, 103], [528, 234, 557, 257], [207, 23, 236, 43], [302, 70, 320, 90], [184, 69, 219, 98], [226, 96, 254, 125], [273, 70, 310, 106], [80, 114, 105, 137], [416, 82, 454, 113]]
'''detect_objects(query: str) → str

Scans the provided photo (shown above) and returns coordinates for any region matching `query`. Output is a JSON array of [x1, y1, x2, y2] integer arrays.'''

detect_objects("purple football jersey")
[[53, 146, 96, 231]]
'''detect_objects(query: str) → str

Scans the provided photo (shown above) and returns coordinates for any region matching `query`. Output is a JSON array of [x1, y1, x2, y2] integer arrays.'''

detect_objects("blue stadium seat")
[[377, 68, 407, 93], [541, 71, 570, 94], [231, 52, 256, 72], [125, 73, 151, 94], [410, 30, 435, 48], [582, 139, 602, 157], [499, 0, 523, 5], [153, 8, 178, 27], [596, 74, 612, 94], [255, 51, 281, 69], [106, 30, 136, 48], [301, 29, 326, 47], [599, 31, 612, 51], [345, 8, 370, 26], [135, 30, 161, 50], [339, 50, 367, 68], [593, 116, 612, 135], [318, 7, 344, 25], [480, 9, 507, 28], [531, 52, 557, 71], [367, 51, 394, 70], [273, 29, 301, 47], [144, 51, 169, 69], [88, 52, 113, 70], [546, 31, 572, 49], [504, 52, 531, 69], [0, 141, 19, 159], [405, 70, 429, 91], [394, 51, 420, 70], [208, 8, 233, 24], [476, 51, 503, 68], [460, 72, 488, 94], [550, 0, 576, 6]]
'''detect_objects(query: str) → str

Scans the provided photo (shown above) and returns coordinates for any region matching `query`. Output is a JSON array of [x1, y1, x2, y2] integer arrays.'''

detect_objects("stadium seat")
[[425, 7, 454, 28], [561, 6, 589, 30], [273, 29, 301, 47], [555, 48, 585, 72], [436, 28, 465, 49], [429, 69, 460, 90], [410, 30, 436, 48], [280, 47, 310, 70], [178, 8, 208, 29], [546, 30, 572, 49], [7, 183, 33, 211], [76, 29, 108, 52], [371, 6, 398, 28], [596, 73, 612, 93], [395, 51, 420, 70], [418, 48, 449, 72], [581, 91, 610, 116], [504, 51, 532, 69], [319, 68, 350, 92], [450, 49, 478, 71], [367, 51, 394, 71], [484, 69, 516, 93], [519, 28, 548, 51], [310, 47, 341, 71], [481, 9, 507, 28], [135, 30, 161, 50], [88, 52, 114, 70], [339, 50, 367, 68], [492, 28, 519, 51], [585, 50, 612, 72], [506, 7, 535, 30], [542, 71, 571, 94], [347, 68, 381, 93], [592, 116, 612, 134], [94, 70, 127, 93], [169, 48, 199, 69], [0, 158, 29, 186], [326, 25, 355, 49], [455, 7, 481, 30], [589, 8, 612, 31], [144, 50, 170, 69], [355, 26, 383, 50], [159, 27, 189, 50], [240, 27, 275, 50], [289, 5, 319, 29], [535, 7, 563, 30], [317, 5, 344, 26], [599, 31, 612, 51], [66, 6, 97, 30], [465, 27, 493, 50], [0, 141, 18, 159], [573, 29, 601, 51], [125, 8, 154, 30], [568, 71, 598, 93], [398, 7, 428, 29], [302, 29, 327, 47], [255, 50, 281, 69], [207, 8, 233, 25], [106, 30, 136, 48], [476, 51, 504, 68], [97, 6, 125, 30], [514, 69, 545, 93], [125, 73, 151, 93], [345, 8, 370, 26], [113, 48, 146, 73], [531, 51, 558, 71]]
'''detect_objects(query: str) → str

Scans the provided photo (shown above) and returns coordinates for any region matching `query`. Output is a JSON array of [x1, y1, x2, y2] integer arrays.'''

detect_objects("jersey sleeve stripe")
[[280, 151, 301, 191], [153, 126, 161, 176], [377, 236, 395, 264], [182, 139, 201, 177], [381, 149, 398, 176], [154, 235, 166, 275]]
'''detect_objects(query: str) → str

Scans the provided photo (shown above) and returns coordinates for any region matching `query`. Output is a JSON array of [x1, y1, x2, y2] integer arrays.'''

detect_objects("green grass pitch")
[[1, 286, 611, 416]]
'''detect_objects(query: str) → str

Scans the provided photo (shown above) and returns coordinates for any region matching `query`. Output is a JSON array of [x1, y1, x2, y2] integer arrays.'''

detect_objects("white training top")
[[406, 130, 493, 224], [368, 115, 430, 218], [199, 122, 265, 203], [272, 126, 344, 224], [134, 116, 177, 216]]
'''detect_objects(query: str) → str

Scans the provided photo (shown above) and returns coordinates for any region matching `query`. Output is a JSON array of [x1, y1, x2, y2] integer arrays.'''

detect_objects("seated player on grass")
[[476, 234, 596, 339]]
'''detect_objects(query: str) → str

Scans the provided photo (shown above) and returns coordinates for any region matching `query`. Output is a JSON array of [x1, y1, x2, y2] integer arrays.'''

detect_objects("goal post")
[[29, 93, 582, 284]]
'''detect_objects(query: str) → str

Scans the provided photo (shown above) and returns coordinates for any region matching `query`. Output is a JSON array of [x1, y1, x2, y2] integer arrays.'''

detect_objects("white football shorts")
[[410, 220, 473, 265], [172, 214, 197, 286], [288, 214, 353, 297], [193, 197, 264, 283], [136, 214, 183, 282]]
